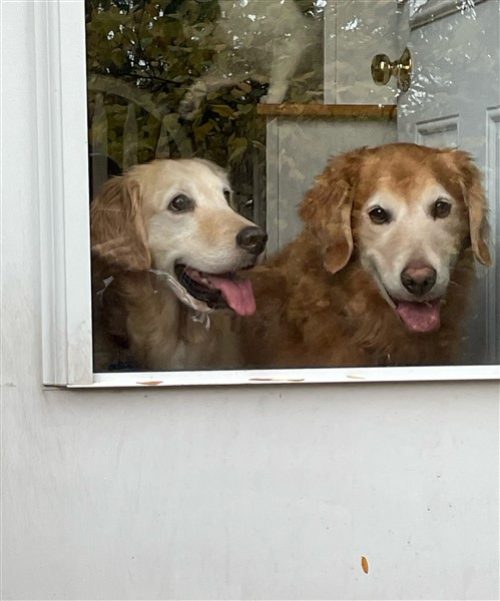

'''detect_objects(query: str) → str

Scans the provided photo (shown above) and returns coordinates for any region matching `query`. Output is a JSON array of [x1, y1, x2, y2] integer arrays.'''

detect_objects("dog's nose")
[[236, 226, 267, 255], [401, 262, 437, 297]]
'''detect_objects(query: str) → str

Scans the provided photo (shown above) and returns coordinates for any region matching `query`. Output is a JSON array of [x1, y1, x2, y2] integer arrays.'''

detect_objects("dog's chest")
[[170, 307, 240, 370]]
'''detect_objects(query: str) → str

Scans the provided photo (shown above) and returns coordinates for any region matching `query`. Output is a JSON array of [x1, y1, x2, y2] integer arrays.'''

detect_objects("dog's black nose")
[[236, 226, 267, 255], [401, 262, 437, 297]]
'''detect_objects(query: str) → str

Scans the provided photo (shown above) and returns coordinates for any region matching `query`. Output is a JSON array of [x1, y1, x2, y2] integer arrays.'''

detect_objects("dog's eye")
[[223, 189, 231, 203], [368, 206, 391, 224], [168, 194, 193, 213], [431, 198, 451, 219]]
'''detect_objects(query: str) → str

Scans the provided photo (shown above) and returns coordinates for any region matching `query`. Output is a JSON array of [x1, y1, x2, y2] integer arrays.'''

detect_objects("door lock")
[[371, 47, 412, 92]]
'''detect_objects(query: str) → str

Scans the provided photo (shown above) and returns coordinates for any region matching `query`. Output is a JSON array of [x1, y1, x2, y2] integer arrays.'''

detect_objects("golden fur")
[[91, 158, 263, 371], [240, 143, 491, 367]]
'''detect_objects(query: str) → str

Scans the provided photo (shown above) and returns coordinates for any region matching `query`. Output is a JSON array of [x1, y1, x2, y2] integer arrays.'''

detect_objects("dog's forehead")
[[161, 159, 229, 186], [366, 182, 455, 213], [133, 158, 228, 189], [356, 150, 458, 206]]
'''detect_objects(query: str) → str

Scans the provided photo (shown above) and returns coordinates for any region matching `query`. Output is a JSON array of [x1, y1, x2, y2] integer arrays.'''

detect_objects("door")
[[397, 0, 499, 363]]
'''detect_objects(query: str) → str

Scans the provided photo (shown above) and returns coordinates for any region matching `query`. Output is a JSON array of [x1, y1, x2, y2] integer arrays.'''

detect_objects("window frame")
[[35, 0, 499, 388], [35, 0, 93, 386]]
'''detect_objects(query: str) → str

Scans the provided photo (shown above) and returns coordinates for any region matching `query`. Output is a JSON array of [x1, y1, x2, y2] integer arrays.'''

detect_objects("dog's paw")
[[261, 83, 288, 105]]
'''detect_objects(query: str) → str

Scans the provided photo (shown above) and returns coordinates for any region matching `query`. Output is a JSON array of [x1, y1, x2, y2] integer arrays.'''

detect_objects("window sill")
[[63, 365, 500, 388]]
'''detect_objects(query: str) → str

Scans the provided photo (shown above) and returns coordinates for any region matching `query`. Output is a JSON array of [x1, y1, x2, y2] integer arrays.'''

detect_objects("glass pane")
[[86, 0, 499, 372]]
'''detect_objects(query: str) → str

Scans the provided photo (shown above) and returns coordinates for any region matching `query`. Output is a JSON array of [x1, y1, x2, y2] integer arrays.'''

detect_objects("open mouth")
[[175, 264, 256, 316], [370, 269, 443, 333], [370, 268, 443, 334], [392, 297, 442, 333]]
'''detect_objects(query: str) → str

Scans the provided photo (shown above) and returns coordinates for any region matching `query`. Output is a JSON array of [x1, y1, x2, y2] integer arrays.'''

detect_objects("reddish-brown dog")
[[241, 143, 491, 367]]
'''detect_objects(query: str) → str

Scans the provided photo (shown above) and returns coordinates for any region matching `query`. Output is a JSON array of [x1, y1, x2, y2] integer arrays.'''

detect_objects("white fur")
[[180, 0, 320, 118]]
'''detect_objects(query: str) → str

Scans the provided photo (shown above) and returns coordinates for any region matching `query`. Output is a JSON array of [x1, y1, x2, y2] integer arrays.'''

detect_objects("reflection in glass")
[[86, 0, 499, 372]]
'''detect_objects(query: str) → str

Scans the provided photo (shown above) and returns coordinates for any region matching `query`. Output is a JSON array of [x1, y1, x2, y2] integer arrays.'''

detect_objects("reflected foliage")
[[86, 0, 322, 220]]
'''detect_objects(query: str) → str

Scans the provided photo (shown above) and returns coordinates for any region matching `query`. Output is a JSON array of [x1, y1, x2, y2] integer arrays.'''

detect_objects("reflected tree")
[[86, 0, 321, 221]]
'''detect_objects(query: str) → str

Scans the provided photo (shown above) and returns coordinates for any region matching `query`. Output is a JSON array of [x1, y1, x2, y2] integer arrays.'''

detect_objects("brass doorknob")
[[371, 47, 412, 92]]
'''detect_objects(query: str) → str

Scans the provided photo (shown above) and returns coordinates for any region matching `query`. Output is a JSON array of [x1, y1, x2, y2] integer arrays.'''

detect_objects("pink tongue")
[[396, 300, 441, 333], [205, 275, 256, 316]]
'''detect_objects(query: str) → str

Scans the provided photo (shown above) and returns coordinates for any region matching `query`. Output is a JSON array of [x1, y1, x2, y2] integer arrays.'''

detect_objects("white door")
[[397, 0, 499, 363]]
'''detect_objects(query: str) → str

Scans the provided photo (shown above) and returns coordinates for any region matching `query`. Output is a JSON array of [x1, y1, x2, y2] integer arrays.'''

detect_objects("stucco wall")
[[1, 3, 498, 599]]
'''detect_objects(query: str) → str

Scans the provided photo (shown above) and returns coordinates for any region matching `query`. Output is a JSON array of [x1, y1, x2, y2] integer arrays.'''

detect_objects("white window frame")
[[34, 0, 499, 388]]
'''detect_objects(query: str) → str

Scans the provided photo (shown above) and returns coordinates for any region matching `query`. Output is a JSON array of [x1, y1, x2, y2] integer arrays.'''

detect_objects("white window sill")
[[66, 365, 500, 388]]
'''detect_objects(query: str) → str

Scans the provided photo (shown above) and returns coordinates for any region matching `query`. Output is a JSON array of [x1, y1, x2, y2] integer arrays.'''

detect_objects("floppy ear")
[[448, 150, 491, 266], [299, 150, 362, 274], [90, 175, 151, 271]]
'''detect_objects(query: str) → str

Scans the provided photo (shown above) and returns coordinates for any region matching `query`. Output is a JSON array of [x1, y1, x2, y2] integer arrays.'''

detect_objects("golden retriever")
[[240, 143, 491, 367], [91, 158, 266, 371]]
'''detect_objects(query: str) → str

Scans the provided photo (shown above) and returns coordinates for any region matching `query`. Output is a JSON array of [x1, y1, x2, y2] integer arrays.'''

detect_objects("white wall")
[[1, 3, 499, 600]]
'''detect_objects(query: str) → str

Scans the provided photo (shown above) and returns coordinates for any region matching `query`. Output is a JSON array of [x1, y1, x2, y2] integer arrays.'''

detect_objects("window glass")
[[86, 0, 499, 372]]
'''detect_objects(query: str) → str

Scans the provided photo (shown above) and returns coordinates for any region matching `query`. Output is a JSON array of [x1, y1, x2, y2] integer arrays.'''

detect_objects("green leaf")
[[211, 105, 234, 117]]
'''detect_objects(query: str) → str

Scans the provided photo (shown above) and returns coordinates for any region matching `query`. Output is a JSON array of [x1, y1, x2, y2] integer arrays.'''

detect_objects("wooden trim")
[[257, 103, 397, 120]]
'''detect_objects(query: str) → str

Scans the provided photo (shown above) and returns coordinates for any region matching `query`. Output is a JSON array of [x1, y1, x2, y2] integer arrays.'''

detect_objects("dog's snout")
[[236, 226, 267, 255], [401, 262, 437, 297]]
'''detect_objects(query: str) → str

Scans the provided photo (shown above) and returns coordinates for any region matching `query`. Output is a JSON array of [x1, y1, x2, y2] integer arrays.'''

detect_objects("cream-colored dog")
[[91, 158, 266, 371]]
